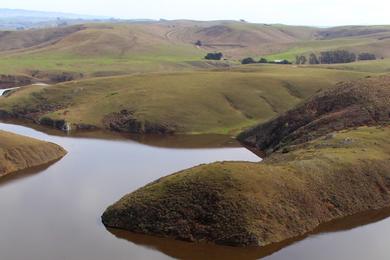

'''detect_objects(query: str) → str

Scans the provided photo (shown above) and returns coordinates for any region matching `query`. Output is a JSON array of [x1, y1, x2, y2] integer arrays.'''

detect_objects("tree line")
[[296, 50, 377, 65]]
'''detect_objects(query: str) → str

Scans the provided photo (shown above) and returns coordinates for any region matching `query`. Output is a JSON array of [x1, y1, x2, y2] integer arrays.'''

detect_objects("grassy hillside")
[[0, 65, 371, 135], [0, 22, 389, 78], [102, 76, 390, 248], [0, 130, 66, 177], [264, 25, 390, 62]]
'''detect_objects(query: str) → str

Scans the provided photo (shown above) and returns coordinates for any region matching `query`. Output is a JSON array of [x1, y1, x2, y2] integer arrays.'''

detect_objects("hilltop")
[[0, 130, 66, 177], [102, 76, 390, 248]]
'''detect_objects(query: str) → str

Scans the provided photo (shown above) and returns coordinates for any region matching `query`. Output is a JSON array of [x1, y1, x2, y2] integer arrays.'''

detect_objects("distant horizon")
[[1, 0, 390, 27], [1, 8, 390, 29]]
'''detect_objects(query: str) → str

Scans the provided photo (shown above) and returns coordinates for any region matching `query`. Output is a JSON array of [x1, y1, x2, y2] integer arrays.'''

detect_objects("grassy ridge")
[[102, 125, 390, 247], [0, 65, 371, 134], [0, 22, 390, 77], [102, 76, 390, 247], [0, 130, 66, 177]]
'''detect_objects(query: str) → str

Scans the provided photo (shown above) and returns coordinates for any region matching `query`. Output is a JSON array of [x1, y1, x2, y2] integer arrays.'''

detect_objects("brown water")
[[1, 122, 390, 260]]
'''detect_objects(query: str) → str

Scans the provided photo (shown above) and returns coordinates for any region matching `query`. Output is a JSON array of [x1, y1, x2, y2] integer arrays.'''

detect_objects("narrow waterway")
[[0, 122, 389, 260]]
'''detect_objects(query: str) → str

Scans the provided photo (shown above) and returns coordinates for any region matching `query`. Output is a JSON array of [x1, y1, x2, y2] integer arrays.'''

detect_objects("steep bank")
[[0, 130, 66, 177], [238, 75, 390, 153], [102, 76, 390, 247]]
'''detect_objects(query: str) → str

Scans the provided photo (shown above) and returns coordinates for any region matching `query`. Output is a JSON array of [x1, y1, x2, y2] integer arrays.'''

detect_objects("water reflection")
[[0, 121, 259, 260], [107, 207, 390, 260], [1, 121, 390, 260]]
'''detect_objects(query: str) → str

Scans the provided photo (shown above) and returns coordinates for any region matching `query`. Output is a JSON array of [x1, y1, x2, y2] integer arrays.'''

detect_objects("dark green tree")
[[295, 55, 307, 64], [259, 58, 268, 63], [358, 53, 376, 61], [241, 57, 256, 64], [204, 52, 223, 60], [309, 53, 320, 64]]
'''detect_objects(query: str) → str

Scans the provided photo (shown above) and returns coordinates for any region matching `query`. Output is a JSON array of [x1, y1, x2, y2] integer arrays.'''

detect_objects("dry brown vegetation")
[[0, 130, 66, 177]]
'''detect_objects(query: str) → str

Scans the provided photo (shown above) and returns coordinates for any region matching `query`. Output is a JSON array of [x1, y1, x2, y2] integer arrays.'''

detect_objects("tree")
[[241, 57, 256, 64], [280, 59, 292, 64], [204, 52, 223, 60], [358, 53, 376, 61], [309, 53, 320, 64], [295, 55, 307, 65], [259, 58, 268, 63], [319, 50, 356, 64]]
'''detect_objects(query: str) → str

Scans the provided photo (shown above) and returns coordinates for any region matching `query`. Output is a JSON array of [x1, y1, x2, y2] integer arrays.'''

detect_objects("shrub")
[[309, 53, 320, 64], [241, 57, 256, 64], [259, 58, 268, 63], [205, 52, 223, 60]]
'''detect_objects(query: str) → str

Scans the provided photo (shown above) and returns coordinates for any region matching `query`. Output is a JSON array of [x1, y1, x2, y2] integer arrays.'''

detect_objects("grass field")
[[1, 21, 390, 134], [0, 64, 374, 134]]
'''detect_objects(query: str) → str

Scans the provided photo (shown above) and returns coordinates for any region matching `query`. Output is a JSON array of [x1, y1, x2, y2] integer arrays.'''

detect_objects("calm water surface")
[[0, 122, 390, 260]]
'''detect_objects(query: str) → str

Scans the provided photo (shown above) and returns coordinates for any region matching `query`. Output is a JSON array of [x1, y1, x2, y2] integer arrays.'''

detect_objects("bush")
[[278, 59, 292, 64], [241, 57, 256, 64], [259, 58, 268, 63], [205, 52, 223, 60]]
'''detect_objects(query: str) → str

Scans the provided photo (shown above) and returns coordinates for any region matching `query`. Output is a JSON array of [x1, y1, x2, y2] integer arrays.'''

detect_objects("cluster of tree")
[[296, 51, 377, 65], [358, 52, 377, 61], [241, 57, 291, 65], [296, 53, 321, 64], [205, 52, 223, 60], [320, 50, 357, 64]]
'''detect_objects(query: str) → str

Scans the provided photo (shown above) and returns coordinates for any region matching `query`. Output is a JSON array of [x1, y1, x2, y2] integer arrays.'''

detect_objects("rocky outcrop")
[[0, 130, 67, 177], [0, 74, 32, 89], [103, 110, 175, 134], [102, 76, 390, 247], [238, 76, 390, 154]]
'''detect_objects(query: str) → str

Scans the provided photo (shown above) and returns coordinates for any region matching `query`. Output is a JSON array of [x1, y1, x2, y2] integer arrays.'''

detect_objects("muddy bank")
[[102, 76, 390, 247], [0, 130, 66, 177]]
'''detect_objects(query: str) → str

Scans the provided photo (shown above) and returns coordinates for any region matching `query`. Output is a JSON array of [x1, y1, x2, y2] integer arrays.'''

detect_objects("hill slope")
[[102, 76, 390, 248], [0, 65, 370, 135], [0, 22, 390, 77]]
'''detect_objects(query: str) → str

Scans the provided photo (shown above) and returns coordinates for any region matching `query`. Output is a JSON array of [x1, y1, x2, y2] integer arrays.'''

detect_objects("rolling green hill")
[[0, 21, 389, 79], [0, 65, 373, 134], [102, 76, 390, 247]]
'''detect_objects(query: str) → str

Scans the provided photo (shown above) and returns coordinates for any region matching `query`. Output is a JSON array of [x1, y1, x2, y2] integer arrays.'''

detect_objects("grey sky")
[[1, 0, 389, 26]]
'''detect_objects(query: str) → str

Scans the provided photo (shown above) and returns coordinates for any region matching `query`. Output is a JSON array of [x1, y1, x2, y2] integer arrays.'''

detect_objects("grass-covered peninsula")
[[102, 76, 390, 247], [0, 130, 66, 177]]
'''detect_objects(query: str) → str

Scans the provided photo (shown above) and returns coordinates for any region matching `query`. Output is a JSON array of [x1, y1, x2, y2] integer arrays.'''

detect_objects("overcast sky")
[[1, 0, 390, 26]]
